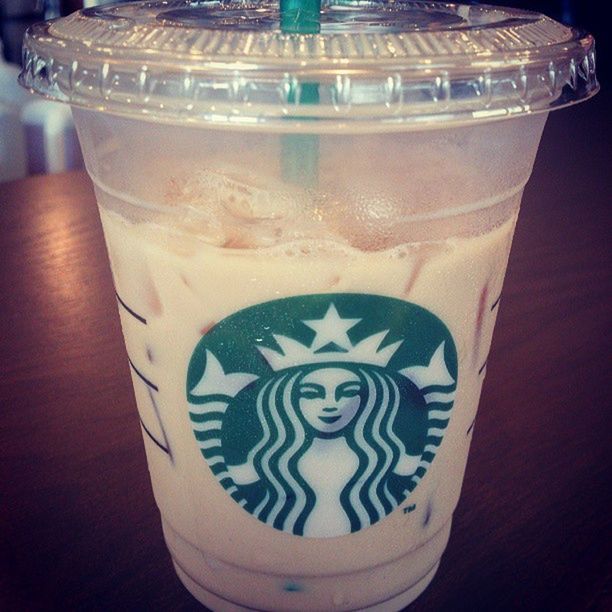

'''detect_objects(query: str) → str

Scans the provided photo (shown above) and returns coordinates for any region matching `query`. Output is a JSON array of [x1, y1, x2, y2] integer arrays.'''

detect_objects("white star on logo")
[[399, 342, 455, 390], [190, 350, 259, 398], [302, 304, 361, 352]]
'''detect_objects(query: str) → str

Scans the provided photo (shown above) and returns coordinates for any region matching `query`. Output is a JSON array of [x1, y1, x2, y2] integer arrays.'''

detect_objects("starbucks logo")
[[187, 294, 457, 538]]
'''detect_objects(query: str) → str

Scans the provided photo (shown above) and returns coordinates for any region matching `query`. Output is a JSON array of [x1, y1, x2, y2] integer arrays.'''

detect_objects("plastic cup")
[[20, 2, 597, 610]]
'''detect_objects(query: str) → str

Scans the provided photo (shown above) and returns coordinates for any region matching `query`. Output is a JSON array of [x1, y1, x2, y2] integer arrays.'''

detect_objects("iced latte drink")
[[21, 1, 597, 610]]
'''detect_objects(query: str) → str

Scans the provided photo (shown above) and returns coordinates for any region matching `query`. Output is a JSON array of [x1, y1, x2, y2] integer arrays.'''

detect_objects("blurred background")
[[0, 0, 607, 183]]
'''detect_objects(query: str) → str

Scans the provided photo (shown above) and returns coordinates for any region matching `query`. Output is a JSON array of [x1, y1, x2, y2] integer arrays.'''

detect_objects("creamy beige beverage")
[[80, 109, 545, 609], [94, 171, 517, 610], [20, 1, 597, 609]]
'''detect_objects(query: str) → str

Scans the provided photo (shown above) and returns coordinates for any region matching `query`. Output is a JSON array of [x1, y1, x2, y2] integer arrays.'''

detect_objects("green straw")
[[280, 0, 321, 34], [280, 0, 321, 187]]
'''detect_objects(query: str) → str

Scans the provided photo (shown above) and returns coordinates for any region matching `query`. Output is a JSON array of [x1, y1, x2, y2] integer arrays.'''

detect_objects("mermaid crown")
[[257, 304, 402, 371]]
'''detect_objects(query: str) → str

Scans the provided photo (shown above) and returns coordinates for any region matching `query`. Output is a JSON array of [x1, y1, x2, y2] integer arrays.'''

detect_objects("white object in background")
[[0, 52, 28, 182], [1, 39, 84, 182], [21, 100, 83, 175]]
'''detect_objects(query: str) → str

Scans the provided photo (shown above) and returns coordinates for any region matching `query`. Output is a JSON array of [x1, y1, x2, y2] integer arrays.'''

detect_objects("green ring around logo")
[[187, 293, 457, 538]]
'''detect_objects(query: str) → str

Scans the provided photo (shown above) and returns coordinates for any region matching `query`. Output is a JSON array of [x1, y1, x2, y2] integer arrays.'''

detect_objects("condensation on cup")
[[20, 2, 597, 610]]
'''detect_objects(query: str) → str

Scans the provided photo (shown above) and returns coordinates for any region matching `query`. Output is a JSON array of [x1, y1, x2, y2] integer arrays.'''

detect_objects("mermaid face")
[[297, 368, 363, 434]]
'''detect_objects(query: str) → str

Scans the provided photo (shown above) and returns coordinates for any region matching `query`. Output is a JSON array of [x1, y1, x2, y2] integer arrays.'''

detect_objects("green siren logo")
[[187, 294, 457, 538]]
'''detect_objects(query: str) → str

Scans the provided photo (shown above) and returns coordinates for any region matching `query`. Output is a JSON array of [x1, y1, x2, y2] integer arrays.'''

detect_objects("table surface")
[[1, 91, 611, 612]]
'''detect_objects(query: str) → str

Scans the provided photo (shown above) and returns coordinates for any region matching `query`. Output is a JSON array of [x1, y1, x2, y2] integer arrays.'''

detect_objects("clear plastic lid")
[[19, 0, 598, 130]]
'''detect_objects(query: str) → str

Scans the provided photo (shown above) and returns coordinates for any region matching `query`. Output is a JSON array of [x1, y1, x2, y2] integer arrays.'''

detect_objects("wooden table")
[[1, 91, 610, 611]]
